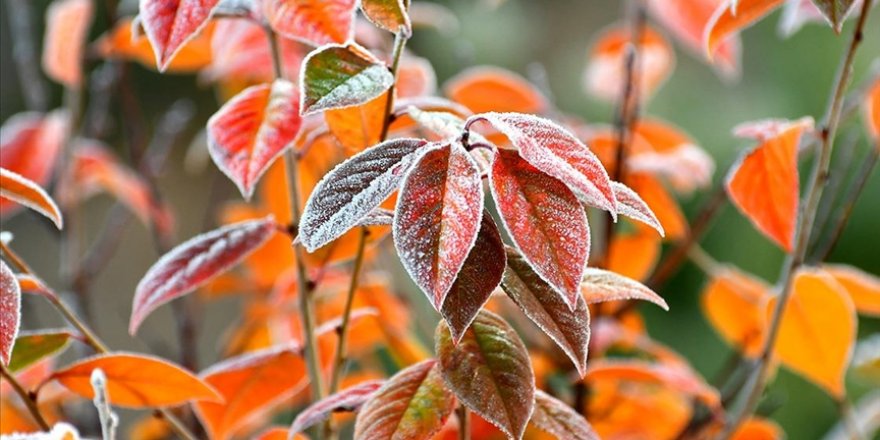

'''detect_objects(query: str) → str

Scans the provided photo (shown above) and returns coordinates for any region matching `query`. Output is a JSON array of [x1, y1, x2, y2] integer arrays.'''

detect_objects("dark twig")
[[5, 0, 50, 111]]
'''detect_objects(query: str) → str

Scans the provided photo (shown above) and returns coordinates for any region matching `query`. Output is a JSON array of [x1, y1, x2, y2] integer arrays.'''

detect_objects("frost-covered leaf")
[[202, 18, 305, 83], [361, 0, 411, 34], [8, 330, 73, 373], [436, 310, 535, 440], [440, 212, 506, 344], [139, 0, 220, 70], [51, 353, 221, 408], [726, 117, 813, 251], [705, 0, 785, 58], [0, 168, 63, 229], [299, 138, 427, 251], [42, 0, 93, 87], [471, 112, 616, 214], [357, 208, 395, 226], [265, 0, 356, 46], [207, 80, 302, 199], [501, 246, 590, 377], [354, 360, 455, 439], [394, 142, 484, 310], [581, 268, 669, 310], [489, 148, 590, 309], [300, 43, 393, 115], [531, 390, 599, 440], [130, 216, 278, 334], [290, 380, 384, 434], [810, 0, 858, 31], [611, 181, 664, 236], [1, 260, 21, 365]]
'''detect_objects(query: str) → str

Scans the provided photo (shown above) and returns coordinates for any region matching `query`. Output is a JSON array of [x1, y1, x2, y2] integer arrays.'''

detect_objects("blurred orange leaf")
[[701, 268, 771, 357], [731, 417, 784, 440], [265, 0, 357, 46], [0, 168, 63, 229], [584, 24, 675, 102], [96, 17, 214, 73], [865, 76, 880, 140], [445, 66, 548, 114], [823, 264, 880, 316], [42, 0, 93, 87], [705, 0, 785, 59], [606, 227, 661, 282]]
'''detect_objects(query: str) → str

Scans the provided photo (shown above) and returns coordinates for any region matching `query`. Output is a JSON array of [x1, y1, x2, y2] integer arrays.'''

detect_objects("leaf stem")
[[0, 362, 51, 431], [687, 245, 724, 277], [265, 25, 285, 80], [457, 405, 471, 440], [720, 1, 874, 436]]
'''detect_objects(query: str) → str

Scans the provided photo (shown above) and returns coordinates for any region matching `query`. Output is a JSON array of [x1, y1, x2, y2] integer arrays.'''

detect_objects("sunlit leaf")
[[726, 117, 813, 251], [440, 212, 506, 344], [436, 310, 535, 440], [207, 80, 302, 199], [130, 217, 278, 334], [42, 0, 93, 87], [445, 66, 548, 114], [265, 0, 356, 46], [394, 142, 484, 310], [771, 267, 857, 398], [51, 353, 221, 408], [0, 168, 63, 229], [490, 148, 590, 308], [300, 43, 394, 115], [8, 330, 73, 373], [139, 0, 219, 70], [822, 264, 880, 317], [705, 0, 785, 59], [1, 260, 21, 365], [701, 268, 771, 357], [354, 360, 455, 439], [361, 0, 411, 34], [501, 247, 590, 377], [531, 389, 599, 440]]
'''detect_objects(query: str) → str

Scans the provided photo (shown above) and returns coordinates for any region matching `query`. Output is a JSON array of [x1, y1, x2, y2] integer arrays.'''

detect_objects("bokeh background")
[[2, 0, 879, 438]]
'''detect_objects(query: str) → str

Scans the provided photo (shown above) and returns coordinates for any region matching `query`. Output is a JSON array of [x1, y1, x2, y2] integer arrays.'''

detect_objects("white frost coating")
[[1, 260, 21, 365], [2, 422, 81, 439], [580, 267, 669, 310], [468, 112, 618, 217], [628, 143, 715, 193], [290, 380, 384, 434], [356, 207, 394, 226], [139, 0, 220, 71], [299, 43, 394, 115], [406, 107, 467, 139], [299, 138, 427, 252], [0, 168, 64, 229], [610, 181, 665, 237], [129, 216, 276, 334]]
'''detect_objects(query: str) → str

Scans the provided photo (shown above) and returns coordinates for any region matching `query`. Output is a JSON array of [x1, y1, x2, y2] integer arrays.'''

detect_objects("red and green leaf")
[[361, 0, 411, 34], [300, 43, 393, 115], [7, 330, 73, 373]]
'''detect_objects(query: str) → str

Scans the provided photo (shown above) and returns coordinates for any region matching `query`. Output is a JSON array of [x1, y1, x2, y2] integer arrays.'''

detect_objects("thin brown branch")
[[0, 362, 51, 431]]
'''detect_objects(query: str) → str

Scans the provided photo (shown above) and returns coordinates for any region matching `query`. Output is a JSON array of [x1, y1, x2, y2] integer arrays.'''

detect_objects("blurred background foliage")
[[1, 0, 878, 438]]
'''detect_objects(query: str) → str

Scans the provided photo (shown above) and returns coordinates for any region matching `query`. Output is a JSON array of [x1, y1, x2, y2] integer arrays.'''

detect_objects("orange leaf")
[[324, 91, 388, 154], [444, 66, 548, 114], [264, 0, 357, 46], [770, 268, 857, 398], [865, 76, 880, 140], [0, 168, 63, 229], [50, 353, 221, 408], [396, 56, 438, 98], [627, 173, 688, 241], [701, 268, 771, 357], [42, 0, 93, 87], [822, 264, 880, 317], [96, 17, 214, 72], [726, 117, 813, 251], [584, 24, 675, 102], [606, 227, 661, 282], [731, 417, 784, 440], [704, 0, 785, 59], [202, 19, 305, 83]]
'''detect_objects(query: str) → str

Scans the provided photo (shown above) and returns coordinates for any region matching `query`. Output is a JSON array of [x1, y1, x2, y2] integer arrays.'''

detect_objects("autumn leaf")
[[395, 142, 484, 310], [193, 346, 309, 440], [361, 0, 411, 34], [207, 80, 302, 199], [726, 117, 813, 251], [581, 267, 669, 310], [531, 389, 600, 440], [0, 168, 63, 229], [822, 264, 880, 316], [611, 181, 664, 236], [584, 24, 675, 102], [265, 0, 356, 46], [490, 149, 591, 309], [139, 0, 220, 70], [1, 260, 21, 365], [42, 0, 93, 87], [585, 359, 720, 408], [701, 268, 771, 357], [324, 91, 389, 154], [810, 0, 858, 31], [501, 246, 591, 377], [201, 18, 305, 83], [436, 310, 535, 440], [130, 217, 278, 334], [7, 330, 73, 373], [705, 0, 786, 59], [354, 360, 455, 439], [290, 380, 384, 434], [96, 17, 214, 72], [470, 112, 616, 214], [607, 228, 661, 282], [731, 417, 784, 440], [626, 173, 688, 241], [300, 43, 394, 115], [50, 353, 221, 407], [445, 66, 548, 114], [440, 212, 506, 343], [865, 76, 880, 140], [771, 267, 857, 398], [299, 138, 428, 251]]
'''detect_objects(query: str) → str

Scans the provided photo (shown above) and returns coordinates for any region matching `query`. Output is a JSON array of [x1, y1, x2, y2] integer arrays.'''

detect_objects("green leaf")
[[436, 310, 535, 440], [300, 43, 394, 115], [531, 390, 599, 440], [8, 330, 73, 372], [354, 359, 455, 440], [361, 0, 411, 34]]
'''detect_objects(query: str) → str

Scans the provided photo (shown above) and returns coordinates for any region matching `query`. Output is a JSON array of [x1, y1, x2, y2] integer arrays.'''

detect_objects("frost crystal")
[[611, 181, 665, 237]]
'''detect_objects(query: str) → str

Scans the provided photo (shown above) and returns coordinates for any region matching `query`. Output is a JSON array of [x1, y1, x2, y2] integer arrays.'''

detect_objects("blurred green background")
[[2, 0, 879, 438]]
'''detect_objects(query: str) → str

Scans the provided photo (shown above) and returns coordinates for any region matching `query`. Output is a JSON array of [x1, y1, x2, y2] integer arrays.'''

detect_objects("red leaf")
[[299, 138, 428, 251], [202, 18, 305, 83], [207, 80, 302, 199], [355, 359, 456, 440], [611, 181, 664, 236], [290, 380, 384, 434], [581, 268, 669, 310], [501, 246, 591, 377], [440, 212, 506, 343], [0, 168, 63, 229], [1, 260, 21, 365], [705, 0, 785, 59], [394, 142, 484, 310], [532, 389, 600, 440], [42, 0, 93, 87], [264, 0, 357, 46], [726, 117, 813, 251], [139, 0, 220, 71], [469, 112, 616, 214], [130, 217, 278, 334], [489, 148, 590, 309], [50, 353, 221, 408], [360, 0, 411, 34]]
